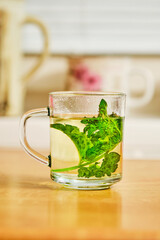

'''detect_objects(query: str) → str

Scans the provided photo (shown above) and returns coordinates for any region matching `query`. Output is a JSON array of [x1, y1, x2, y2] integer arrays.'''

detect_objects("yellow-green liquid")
[[50, 116, 123, 178]]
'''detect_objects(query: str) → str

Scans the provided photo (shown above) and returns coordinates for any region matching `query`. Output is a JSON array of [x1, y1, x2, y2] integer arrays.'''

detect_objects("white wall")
[[23, 0, 160, 54]]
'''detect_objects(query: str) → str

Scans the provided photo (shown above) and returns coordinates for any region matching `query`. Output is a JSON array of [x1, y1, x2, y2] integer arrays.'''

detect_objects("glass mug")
[[20, 91, 126, 190]]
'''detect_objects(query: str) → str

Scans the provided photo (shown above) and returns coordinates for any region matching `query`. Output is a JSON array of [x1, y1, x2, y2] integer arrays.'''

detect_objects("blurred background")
[[0, 0, 160, 160]]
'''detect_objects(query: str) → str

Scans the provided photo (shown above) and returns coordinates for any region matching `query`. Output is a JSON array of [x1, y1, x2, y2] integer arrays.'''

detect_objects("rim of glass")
[[49, 91, 126, 97]]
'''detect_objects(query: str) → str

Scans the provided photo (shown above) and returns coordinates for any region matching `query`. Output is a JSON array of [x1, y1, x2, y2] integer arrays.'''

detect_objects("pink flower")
[[82, 73, 102, 91], [73, 64, 89, 80], [49, 95, 54, 108], [72, 63, 102, 91]]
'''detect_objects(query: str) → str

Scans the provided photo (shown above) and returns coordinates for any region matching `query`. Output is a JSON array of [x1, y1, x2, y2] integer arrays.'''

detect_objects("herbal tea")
[[20, 92, 125, 190], [50, 99, 123, 180]]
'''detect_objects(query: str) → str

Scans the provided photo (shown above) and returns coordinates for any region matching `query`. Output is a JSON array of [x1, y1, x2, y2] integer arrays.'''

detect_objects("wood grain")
[[0, 149, 160, 240]]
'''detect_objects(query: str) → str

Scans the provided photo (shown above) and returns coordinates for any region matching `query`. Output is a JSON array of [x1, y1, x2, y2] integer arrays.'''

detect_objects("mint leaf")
[[81, 110, 122, 162], [98, 98, 107, 118], [101, 152, 120, 176], [78, 152, 120, 178]]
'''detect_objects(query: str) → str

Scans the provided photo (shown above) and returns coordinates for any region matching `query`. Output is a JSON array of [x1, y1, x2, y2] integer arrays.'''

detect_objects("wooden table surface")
[[0, 149, 160, 240]]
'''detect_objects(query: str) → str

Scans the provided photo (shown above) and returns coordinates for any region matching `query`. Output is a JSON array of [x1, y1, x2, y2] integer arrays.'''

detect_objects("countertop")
[[0, 149, 160, 240]]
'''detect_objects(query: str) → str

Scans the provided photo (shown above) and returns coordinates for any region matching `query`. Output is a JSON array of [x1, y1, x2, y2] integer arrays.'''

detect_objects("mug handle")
[[22, 16, 49, 83], [19, 108, 50, 166], [125, 67, 155, 108]]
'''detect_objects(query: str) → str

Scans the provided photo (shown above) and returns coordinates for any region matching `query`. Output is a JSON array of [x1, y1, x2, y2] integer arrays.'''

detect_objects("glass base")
[[50, 172, 122, 190]]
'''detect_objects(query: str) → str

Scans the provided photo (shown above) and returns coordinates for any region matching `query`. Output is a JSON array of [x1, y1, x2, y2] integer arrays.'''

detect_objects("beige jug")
[[0, 0, 48, 116]]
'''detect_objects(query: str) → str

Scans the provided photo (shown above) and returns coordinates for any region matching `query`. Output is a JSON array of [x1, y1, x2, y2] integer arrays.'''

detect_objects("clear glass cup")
[[20, 91, 126, 190]]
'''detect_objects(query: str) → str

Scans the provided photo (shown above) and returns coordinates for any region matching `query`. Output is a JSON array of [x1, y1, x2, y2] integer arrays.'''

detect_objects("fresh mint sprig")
[[50, 99, 123, 178]]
